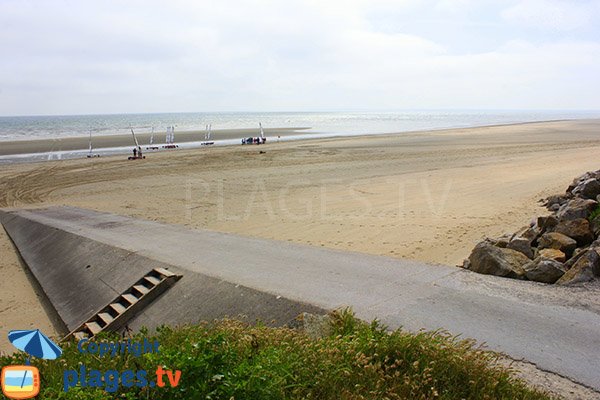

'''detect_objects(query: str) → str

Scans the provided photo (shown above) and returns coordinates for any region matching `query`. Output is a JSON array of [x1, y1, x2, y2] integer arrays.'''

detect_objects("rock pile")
[[462, 170, 600, 285]]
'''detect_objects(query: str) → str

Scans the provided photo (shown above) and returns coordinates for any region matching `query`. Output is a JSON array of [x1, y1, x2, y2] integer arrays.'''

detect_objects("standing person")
[[138, 147, 143, 158], [133, 148, 137, 158]]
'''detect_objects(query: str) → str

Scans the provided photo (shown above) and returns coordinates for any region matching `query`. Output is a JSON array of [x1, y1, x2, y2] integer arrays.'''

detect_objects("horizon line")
[[2, 108, 600, 119]]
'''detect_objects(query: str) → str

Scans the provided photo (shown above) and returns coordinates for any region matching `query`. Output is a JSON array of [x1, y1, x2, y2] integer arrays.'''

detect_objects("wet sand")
[[0, 127, 309, 156]]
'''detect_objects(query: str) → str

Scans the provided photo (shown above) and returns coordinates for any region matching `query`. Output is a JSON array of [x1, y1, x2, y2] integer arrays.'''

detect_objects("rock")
[[463, 169, 600, 283], [556, 198, 598, 221], [564, 246, 590, 269], [576, 178, 600, 200], [510, 225, 540, 240], [538, 248, 566, 263], [591, 217, 600, 238], [466, 241, 529, 279], [556, 249, 600, 285], [544, 194, 569, 209], [507, 236, 534, 259], [512, 226, 540, 242], [567, 170, 600, 195], [595, 248, 600, 277], [488, 234, 511, 248], [537, 232, 577, 256], [537, 215, 558, 232], [589, 244, 600, 276], [553, 218, 594, 246], [523, 257, 566, 284], [293, 313, 333, 339]]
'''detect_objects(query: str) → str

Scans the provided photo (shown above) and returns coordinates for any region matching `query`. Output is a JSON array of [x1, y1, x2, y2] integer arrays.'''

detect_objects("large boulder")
[[507, 236, 534, 259], [537, 248, 566, 263], [553, 218, 594, 246], [556, 248, 600, 285], [564, 246, 590, 269], [465, 241, 529, 279], [523, 257, 566, 284], [537, 232, 577, 256], [556, 198, 597, 221], [575, 178, 600, 200], [537, 215, 558, 232], [567, 170, 600, 195]]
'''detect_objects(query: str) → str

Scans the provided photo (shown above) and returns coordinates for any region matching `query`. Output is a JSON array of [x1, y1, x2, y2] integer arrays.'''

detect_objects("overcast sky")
[[1, 0, 599, 116]]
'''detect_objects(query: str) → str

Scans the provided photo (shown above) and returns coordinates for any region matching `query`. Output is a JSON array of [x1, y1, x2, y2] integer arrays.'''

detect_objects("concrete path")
[[2, 206, 599, 390]]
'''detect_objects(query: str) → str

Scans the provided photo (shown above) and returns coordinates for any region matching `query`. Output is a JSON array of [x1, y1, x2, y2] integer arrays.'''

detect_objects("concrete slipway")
[[1, 206, 599, 391]]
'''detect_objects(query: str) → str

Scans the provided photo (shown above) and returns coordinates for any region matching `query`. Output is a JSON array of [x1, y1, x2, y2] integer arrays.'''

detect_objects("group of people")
[[242, 137, 267, 145], [132, 147, 143, 158]]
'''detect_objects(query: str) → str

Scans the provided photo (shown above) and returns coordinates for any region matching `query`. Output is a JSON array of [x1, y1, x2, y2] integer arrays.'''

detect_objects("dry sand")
[[1, 119, 600, 397]]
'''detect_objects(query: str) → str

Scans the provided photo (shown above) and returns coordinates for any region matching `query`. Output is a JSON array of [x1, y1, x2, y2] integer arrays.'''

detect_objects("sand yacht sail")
[[163, 126, 178, 149], [202, 124, 214, 145], [146, 127, 159, 150], [128, 128, 145, 160], [86, 129, 100, 158]]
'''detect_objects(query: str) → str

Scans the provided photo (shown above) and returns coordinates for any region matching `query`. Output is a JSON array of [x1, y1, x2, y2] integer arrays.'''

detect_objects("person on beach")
[[133, 148, 137, 158], [138, 147, 142, 158]]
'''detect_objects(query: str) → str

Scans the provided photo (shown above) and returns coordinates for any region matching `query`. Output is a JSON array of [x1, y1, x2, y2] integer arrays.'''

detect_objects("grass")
[[589, 204, 600, 222], [0, 309, 554, 399]]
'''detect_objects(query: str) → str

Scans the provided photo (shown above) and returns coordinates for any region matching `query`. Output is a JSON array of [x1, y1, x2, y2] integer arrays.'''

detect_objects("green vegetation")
[[589, 204, 600, 222], [1, 309, 553, 399]]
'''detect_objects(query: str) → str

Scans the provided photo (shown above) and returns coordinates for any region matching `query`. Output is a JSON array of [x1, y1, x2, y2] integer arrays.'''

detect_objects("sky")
[[0, 0, 599, 116]]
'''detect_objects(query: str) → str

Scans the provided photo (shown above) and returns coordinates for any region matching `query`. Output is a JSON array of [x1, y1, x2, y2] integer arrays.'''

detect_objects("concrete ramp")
[[1, 206, 600, 391], [0, 207, 323, 334]]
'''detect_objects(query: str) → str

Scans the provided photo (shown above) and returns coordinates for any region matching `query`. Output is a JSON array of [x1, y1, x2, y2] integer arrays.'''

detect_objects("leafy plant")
[[0, 310, 554, 399], [589, 204, 600, 221]]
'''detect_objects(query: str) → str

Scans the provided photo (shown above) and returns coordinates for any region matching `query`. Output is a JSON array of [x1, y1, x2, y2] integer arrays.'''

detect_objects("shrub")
[[0, 310, 554, 399]]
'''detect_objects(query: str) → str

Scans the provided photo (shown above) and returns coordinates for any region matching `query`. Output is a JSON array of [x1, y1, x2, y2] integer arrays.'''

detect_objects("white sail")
[[149, 127, 154, 145], [259, 122, 265, 139], [208, 124, 212, 140], [88, 130, 93, 155], [130, 128, 140, 148]]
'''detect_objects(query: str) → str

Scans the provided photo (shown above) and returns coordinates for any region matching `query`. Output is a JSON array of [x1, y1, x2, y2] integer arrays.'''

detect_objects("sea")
[[1, 110, 599, 162]]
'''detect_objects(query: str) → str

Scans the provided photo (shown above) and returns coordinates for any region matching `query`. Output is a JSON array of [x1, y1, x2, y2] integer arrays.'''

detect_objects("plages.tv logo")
[[1, 329, 62, 399]]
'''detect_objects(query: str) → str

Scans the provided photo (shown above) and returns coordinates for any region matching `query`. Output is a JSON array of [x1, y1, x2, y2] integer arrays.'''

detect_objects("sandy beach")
[[1, 119, 600, 353]]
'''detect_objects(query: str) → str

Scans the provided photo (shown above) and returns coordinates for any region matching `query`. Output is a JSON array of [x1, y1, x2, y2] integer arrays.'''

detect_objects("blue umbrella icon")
[[8, 329, 62, 390], [8, 329, 62, 362]]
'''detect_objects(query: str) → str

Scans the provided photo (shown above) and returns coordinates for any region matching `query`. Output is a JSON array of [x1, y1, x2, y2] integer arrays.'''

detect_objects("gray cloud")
[[0, 0, 599, 115]]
